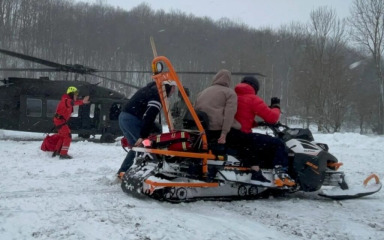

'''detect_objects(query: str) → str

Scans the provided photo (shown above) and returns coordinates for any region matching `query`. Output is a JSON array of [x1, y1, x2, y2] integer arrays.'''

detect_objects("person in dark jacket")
[[235, 76, 295, 187], [117, 80, 176, 177], [53, 86, 90, 159]]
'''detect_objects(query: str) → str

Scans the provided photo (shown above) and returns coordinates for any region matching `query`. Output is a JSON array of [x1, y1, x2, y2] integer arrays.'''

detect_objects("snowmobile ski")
[[318, 174, 382, 200]]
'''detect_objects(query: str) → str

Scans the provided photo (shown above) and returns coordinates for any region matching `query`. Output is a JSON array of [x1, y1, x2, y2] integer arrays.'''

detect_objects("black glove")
[[270, 97, 280, 109]]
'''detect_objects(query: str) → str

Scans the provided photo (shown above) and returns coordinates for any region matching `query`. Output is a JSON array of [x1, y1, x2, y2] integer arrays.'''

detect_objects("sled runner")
[[121, 56, 382, 202]]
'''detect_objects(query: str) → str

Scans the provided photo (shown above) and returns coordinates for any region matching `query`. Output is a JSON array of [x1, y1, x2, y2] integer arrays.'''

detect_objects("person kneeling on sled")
[[234, 76, 295, 187], [53, 86, 90, 159], [117, 80, 176, 179]]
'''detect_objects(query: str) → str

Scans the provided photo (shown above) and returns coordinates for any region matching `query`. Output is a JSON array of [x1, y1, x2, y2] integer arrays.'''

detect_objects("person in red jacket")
[[234, 76, 295, 187], [53, 86, 90, 159]]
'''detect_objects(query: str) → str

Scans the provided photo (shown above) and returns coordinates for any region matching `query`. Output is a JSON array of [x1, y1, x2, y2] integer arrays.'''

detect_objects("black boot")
[[52, 151, 58, 157], [250, 170, 270, 183], [59, 154, 73, 159]]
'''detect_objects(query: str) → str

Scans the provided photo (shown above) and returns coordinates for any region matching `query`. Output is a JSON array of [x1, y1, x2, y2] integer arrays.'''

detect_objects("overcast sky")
[[84, 0, 353, 29]]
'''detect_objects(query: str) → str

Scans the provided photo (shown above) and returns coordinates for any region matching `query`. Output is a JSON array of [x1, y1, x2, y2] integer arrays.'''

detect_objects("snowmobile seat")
[[208, 141, 227, 156], [182, 110, 246, 161], [182, 110, 209, 131], [207, 141, 250, 165], [225, 147, 253, 167]]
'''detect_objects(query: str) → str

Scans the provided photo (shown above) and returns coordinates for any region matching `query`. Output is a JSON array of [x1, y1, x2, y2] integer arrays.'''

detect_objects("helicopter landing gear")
[[78, 133, 90, 139], [100, 133, 116, 143]]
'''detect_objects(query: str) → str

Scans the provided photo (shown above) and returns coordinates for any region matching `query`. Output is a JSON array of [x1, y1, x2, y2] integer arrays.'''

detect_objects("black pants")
[[207, 129, 255, 166], [208, 129, 288, 168], [247, 133, 288, 168], [226, 129, 257, 166]]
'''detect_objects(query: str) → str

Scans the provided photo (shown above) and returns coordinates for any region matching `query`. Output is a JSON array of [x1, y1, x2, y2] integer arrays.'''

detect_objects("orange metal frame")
[[132, 56, 214, 176]]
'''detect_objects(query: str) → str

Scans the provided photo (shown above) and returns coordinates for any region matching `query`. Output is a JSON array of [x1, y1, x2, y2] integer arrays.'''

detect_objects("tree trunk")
[[379, 81, 384, 134]]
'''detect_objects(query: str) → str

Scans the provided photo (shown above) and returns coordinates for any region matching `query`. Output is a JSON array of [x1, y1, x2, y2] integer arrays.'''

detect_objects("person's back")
[[122, 82, 160, 119], [195, 69, 238, 143]]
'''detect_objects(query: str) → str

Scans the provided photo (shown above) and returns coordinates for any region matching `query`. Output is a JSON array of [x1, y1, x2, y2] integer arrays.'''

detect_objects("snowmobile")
[[121, 56, 382, 202]]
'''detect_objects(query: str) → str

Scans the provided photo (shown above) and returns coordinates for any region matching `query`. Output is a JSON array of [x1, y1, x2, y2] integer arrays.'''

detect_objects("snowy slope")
[[0, 130, 383, 240]]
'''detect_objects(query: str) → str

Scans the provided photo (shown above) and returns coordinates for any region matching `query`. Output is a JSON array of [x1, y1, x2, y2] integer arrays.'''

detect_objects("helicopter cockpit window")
[[46, 99, 60, 117], [71, 105, 79, 117], [26, 98, 42, 117]]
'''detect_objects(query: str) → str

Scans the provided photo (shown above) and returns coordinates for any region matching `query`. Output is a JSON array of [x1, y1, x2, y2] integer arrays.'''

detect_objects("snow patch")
[[0, 130, 383, 239]]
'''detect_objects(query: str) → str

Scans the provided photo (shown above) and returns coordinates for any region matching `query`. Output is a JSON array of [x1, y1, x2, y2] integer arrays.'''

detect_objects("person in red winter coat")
[[235, 81, 280, 134], [52, 86, 90, 159], [234, 76, 295, 187]]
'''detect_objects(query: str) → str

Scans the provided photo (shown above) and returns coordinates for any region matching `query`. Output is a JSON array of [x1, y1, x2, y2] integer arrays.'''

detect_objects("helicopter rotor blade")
[[0, 68, 60, 72], [95, 70, 265, 76], [89, 73, 141, 89], [0, 48, 68, 70], [175, 71, 266, 77], [95, 70, 152, 73], [1, 67, 266, 77], [1, 48, 266, 88], [0, 48, 96, 74]]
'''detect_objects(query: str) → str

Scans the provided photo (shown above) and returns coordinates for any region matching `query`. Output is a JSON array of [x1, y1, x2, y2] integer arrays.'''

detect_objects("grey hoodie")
[[195, 69, 240, 136]]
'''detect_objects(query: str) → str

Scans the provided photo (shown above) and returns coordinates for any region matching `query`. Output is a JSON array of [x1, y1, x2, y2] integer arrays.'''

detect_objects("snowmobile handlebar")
[[256, 121, 289, 137], [256, 121, 289, 129]]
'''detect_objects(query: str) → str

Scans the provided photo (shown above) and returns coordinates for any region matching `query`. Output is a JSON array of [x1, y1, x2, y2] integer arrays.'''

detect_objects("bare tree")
[[297, 7, 349, 132], [275, 23, 308, 123], [349, 0, 384, 134], [0, 0, 374, 134]]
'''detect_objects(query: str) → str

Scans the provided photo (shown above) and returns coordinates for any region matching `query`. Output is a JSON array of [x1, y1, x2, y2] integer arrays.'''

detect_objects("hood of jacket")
[[212, 69, 231, 87], [235, 83, 256, 96]]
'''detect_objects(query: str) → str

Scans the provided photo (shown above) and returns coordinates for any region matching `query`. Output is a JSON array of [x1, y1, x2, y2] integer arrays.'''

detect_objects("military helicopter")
[[0, 48, 146, 143], [0, 46, 265, 143]]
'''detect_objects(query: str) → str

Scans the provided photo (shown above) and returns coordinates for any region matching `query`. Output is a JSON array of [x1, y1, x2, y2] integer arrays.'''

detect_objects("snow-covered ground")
[[0, 129, 383, 240]]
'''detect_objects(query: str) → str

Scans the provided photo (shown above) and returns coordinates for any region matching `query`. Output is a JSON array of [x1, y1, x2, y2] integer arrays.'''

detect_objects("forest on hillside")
[[0, 0, 383, 134]]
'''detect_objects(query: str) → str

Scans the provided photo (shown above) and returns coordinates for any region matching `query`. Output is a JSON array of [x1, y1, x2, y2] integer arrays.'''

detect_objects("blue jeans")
[[118, 111, 143, 173]]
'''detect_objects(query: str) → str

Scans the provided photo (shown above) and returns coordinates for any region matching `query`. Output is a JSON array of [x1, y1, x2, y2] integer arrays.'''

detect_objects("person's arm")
[[67, 96, 90, 107], [219, 92, 238, 143], [252, 97, 280, 124], [82, 96, 90, 104], [140, 99, 162, 138]]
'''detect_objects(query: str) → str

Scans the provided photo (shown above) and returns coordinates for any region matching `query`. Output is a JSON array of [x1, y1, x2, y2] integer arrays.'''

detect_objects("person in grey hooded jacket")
[[194, 69, 240, 144]]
